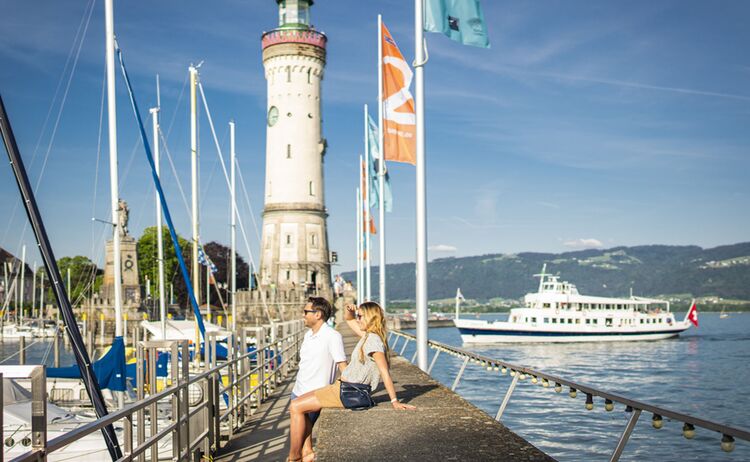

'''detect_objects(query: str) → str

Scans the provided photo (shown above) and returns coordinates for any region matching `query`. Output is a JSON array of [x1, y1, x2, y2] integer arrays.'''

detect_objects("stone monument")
[[100, 199, 141, 307]]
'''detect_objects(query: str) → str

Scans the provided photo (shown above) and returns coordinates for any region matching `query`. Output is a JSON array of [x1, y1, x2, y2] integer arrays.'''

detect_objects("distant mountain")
[[342, 243, 750, 302]]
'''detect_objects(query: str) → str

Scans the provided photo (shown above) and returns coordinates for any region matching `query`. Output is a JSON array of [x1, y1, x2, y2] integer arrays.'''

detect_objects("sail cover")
[[47, 336, 127, 391]]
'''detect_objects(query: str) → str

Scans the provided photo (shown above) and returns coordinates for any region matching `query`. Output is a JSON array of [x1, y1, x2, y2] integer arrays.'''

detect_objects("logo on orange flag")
[[381, 22, 416, 165]]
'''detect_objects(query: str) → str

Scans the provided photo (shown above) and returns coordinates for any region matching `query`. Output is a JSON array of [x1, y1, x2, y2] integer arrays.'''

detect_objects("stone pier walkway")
[[215, 320, 553, 461]]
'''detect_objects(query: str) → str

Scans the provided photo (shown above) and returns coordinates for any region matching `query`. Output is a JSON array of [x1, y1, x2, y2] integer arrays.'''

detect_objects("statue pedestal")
[[101, 235, 141, 307]]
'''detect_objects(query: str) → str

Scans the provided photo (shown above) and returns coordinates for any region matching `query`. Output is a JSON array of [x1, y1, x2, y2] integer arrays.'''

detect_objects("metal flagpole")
[[414, 0, 429, 371], [363, 105, 371, 301], [377, 14, 387, 311], [189, 65, 201, 309], [356, 187, 362, 303], [230, 121, 237, 331], [150, 76, 167, 340]]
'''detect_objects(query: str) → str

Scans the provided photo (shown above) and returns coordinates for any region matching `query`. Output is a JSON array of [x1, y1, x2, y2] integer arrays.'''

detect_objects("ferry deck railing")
[[1, 319, 304, 462], [388, 330, 750, 461]]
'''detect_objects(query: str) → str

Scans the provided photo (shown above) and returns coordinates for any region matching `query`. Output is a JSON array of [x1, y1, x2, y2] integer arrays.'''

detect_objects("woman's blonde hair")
[[357, 301, 390, 365]]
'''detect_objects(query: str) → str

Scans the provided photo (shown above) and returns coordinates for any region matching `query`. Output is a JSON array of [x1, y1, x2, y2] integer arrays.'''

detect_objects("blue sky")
[[1, 0, 748, 276]]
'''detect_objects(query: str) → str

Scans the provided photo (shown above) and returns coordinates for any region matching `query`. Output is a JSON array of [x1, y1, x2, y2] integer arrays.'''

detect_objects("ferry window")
[[543, 303, 550, 308], [287, 144, 292, 158], [531, 317, 537, 323], [585, 319, 590, 324], [575, 319, 581, 324], [593, 319, 598, 324], [568, 319, 573, 324], [544, 318, 549, 323], [524, 317, 528, 323], [552, 318, 557, 324], [285, 270, 291, 280]]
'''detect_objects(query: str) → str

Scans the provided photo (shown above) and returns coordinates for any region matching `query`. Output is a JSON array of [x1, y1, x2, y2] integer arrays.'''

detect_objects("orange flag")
[[381, 22, 416, 165]]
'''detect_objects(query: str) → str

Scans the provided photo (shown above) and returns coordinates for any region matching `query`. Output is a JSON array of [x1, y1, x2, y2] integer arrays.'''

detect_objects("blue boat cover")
[[48, 336, 127, 392]]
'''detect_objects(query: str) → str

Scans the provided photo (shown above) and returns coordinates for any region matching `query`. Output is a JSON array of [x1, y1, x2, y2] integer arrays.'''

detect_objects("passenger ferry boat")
[[455, 266, 698, 344]]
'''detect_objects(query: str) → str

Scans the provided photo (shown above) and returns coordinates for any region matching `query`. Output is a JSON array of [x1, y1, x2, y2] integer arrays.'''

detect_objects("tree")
[[172, 240, 250, 310], [36, 256, 101, 307], [137, 226, 189, 305]]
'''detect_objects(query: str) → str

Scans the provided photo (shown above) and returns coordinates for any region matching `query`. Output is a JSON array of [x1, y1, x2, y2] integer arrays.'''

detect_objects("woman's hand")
[[391, 400, 416, 410], [344, 304, 356, 320]]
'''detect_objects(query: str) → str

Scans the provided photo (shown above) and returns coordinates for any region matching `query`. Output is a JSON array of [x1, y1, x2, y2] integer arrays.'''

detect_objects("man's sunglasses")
[[303, 309, 319, 315]]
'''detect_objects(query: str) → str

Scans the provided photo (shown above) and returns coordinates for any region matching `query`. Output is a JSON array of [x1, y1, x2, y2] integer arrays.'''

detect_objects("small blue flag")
[[367, 114, 393, 212], [425, 0, 490, 48]]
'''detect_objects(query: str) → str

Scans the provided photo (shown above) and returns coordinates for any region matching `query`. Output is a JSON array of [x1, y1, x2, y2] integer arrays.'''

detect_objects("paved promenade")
[[216, 320, 553, 461]]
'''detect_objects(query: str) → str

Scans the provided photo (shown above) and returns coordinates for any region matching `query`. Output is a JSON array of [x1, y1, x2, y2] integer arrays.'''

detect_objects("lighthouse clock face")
[[267, 106, 279, 127]]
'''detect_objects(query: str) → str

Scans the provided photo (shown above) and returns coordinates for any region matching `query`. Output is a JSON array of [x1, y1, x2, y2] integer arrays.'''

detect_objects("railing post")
[[170, 342, 180, 460], [400, 337, 410, 356], [147, 346, 158, 462], [610, 409, 642, 462], [427, 349, 441, 374], [391, 335, 400, 351], [228, 332, 236, 438], [257, 327, 267, 402], [124, 414, 133, 459], [495, 373, 520, 421], [181, 341, 190, 461], [31, 366, 47, 457], [451, 356, 470, 391], [135, 341, 146, 462]]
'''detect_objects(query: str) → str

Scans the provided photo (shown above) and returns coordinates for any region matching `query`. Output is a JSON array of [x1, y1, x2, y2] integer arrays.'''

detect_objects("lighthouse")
[[258, 0, 332, 300]]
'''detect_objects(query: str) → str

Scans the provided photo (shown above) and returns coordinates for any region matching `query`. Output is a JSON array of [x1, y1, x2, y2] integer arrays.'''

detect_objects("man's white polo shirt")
[[292, 322, 346, 397]]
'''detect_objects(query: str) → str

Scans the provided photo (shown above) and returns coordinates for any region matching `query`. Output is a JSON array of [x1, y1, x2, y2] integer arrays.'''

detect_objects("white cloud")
[[429, 244, 457, 252], [563, 238, 604, 249]]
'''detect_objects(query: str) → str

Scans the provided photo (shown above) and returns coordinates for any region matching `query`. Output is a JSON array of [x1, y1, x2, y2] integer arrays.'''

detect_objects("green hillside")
[[342, 243, 750, 306]]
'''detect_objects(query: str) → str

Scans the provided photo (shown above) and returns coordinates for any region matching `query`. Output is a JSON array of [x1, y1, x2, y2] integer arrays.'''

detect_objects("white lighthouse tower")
[[259, 0, 332, 299]]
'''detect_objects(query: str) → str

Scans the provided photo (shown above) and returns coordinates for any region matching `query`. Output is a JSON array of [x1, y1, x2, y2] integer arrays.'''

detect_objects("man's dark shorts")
[[291, 392, 320, 425]]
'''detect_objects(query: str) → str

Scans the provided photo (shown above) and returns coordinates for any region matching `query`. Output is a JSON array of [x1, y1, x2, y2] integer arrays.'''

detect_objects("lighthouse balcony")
[[262, 28, 327, 50]]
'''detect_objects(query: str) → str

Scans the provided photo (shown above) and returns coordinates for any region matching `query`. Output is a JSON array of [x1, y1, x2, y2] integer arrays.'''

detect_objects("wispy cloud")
[[563, 238, 604, 249]]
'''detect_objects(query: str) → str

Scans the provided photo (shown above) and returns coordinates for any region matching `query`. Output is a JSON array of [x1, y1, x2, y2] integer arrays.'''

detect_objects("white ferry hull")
[[455, 321, 690, 344]]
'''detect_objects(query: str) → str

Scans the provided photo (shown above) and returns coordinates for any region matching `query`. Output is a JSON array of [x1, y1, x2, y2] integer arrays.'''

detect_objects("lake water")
[[405, 312, 750, 461]]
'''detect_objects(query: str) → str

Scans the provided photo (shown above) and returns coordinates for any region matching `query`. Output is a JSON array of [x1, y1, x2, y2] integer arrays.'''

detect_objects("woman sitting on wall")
[[287, 301, 416, 462]]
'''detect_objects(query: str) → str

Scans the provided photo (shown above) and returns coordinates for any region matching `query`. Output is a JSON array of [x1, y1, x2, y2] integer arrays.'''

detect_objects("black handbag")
[[339, 380, 375, 410]]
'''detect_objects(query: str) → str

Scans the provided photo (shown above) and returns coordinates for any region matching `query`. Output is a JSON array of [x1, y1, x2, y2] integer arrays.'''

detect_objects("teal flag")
[[425, 0, 490, 48], [367, 114, 393, 212]]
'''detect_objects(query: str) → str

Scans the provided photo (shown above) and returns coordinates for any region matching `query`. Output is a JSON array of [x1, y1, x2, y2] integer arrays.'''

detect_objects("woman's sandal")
[[302, 452, 316, 462]]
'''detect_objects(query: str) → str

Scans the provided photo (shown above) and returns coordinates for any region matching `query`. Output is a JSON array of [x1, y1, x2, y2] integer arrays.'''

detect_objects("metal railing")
[[388, 330, 749, 461], [2, 320, 304, 462]]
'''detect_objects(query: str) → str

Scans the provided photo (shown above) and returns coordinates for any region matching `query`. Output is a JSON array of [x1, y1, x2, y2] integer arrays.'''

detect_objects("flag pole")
[[414, 0, 428, 371], [377, 14, 387, 311], [356, 186, 362, 303], [363, 105, 371, 302]]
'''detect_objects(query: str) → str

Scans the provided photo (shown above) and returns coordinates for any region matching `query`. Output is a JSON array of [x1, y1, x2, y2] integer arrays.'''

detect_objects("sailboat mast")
[[230, 120, 237, 331], [189, 65, 201, 310], [151, 75, 166, 339], [20, 244, 25, 323], [105, 0, 123, 339]]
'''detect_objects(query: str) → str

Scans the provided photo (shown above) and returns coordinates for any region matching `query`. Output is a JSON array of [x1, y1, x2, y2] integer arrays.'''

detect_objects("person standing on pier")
[[291, 297, 347, 462]]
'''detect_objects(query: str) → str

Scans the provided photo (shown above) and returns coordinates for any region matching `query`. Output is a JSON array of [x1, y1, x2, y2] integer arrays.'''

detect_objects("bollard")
[[53, 330, 60, 368], [19, 335, 26, 365], [99, 313, 104, 347]]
